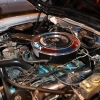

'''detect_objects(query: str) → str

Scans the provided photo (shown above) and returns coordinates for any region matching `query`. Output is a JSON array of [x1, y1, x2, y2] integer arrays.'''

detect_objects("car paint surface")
[[0, 0, 9, 13], [0, 14, 44, 33], [0, 0, 35, 14]]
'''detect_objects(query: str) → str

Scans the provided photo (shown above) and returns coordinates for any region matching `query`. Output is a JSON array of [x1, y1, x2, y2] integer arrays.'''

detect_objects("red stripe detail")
[[34, 37, 40, 42], [69, 35, 79, 49], [71, 40, 78, 49], [42, 48, 58, 53]]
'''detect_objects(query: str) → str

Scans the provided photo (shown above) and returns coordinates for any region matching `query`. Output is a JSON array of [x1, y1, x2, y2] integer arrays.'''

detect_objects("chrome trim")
[[56, 17, 100, 36], [39, 34, 71, 49]]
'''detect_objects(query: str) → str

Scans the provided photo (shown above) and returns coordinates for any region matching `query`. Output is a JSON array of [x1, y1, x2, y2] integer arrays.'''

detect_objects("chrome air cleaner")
[[31, 32, 80, 64]]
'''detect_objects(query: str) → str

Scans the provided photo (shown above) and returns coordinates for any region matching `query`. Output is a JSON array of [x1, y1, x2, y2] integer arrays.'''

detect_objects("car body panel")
[[0, 0, 35, 14], [0, 14, 43, 33], [8, 0, 34, 13], [0, 0, 10, 13]]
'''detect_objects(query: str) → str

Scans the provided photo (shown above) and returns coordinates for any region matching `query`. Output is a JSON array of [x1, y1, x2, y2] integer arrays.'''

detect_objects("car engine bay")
[[0, 15, 99, 100], [0, 0, 100, 99]]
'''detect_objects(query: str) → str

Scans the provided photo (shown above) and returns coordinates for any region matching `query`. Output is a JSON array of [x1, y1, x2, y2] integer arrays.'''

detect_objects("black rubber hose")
[[2, 68, 65, 94], [0, 59, 32, 70]]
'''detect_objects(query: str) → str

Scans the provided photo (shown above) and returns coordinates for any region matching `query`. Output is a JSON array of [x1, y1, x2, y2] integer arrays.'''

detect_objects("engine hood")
[[27, 0, 100, 32]]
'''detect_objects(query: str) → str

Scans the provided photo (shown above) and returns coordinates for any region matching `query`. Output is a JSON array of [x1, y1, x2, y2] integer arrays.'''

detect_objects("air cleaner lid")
[[31, 32, 80, 56]]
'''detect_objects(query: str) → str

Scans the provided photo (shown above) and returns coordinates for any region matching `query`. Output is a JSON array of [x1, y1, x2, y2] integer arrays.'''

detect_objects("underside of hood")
[[27, 0, 100, 31]]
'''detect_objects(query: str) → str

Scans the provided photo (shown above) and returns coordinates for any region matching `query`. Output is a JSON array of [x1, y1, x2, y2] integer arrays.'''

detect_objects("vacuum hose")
[[2, 68, 65, 94], [0, 59, 32, 70]]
